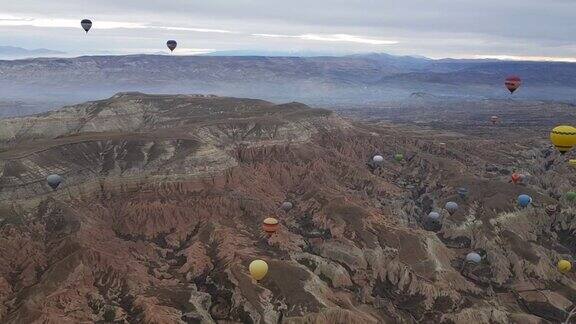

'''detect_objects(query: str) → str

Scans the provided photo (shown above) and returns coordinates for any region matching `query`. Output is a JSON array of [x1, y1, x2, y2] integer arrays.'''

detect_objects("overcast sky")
[[1, 0, 575, 60]]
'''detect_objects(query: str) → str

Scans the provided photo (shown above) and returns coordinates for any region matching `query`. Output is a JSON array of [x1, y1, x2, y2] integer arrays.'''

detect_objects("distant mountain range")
[[0, 46, 65, 60], [0, 53, 575, 116]]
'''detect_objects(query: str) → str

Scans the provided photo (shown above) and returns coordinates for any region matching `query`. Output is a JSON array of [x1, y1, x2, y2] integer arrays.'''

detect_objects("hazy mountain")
[[0, 46, 65, 60], [0, 54, 575, 117]]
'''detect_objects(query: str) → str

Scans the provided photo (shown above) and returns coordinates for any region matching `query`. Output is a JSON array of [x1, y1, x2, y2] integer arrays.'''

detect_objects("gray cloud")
[[1, 0, 575, 59]]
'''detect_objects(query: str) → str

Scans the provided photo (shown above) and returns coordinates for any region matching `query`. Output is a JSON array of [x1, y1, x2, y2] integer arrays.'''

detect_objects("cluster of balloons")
[[80, 19, 177, 52], [251, 200, 294, 280]]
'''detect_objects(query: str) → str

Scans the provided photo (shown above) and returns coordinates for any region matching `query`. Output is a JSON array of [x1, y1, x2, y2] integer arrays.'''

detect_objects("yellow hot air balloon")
[[570, 160, 576, 168], [558, 260, 572, 273], [249, 260, 268, 280], [550, 125, 576, 154]]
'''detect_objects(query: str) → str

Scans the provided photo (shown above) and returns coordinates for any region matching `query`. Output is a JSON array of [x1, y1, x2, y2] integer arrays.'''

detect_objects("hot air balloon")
[[262, 217, 279, 236], [281, 201, 293, 212], [394, 154, 404, 162], [166, 40, 177, 52], [456, 187, 469, 199], [46, 174, 62, 190], [570, 160, 576, 168], [81, 19, 92, 33], [249, 260, 268, 280], [504, 76, 521, 94], [517, 194, 532, 208], [511, 173, 522, 184], [545, 205, 557, 216], [372, 154, 384, 166], [465, 252, 482, 264], [566, 191, 576, 202], [550, 125, 576, 155], [491, 116, 499, 125], [558, 260, 572, 273], [424, 211, 442, 231], [445, 201, 458, 214]]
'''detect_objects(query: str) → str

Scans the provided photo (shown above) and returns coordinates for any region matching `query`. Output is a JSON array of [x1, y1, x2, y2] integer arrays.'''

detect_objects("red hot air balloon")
[[491, 116, 499, 125], [505, 76, 521, 94], [511, 172, 523, 184], [262, 217, 279, 236]]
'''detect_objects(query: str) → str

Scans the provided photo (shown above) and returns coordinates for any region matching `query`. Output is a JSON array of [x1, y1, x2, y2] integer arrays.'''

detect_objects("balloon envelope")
[[394, 154, 404, 162], [46, 174, 62, 190], [566, 192, 576, 202], [424, 212, 442, 231], [550, 125, 576, 154], [445, 201, 458, 213], [281, 201, 293, 211], [517, 194, 532, 208], [558, 260, 572, 273], [491, 116, 499, 124], [466, 252, 482, 264], [504, 76, 521, 94], [249, 260, 268, 280], [372, 155, 384, 163], [81, 19, 92, 33], [166, 40, 177, 52], [511, 173, 522, 184], [262, 217, 279, 235], [456, 187, 469, 199]]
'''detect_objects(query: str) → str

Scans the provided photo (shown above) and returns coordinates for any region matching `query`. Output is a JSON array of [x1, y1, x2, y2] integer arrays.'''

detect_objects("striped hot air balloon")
[[550, 125, 576, 154], [505, 76, 521, 94], [262, 217, 279, 236]]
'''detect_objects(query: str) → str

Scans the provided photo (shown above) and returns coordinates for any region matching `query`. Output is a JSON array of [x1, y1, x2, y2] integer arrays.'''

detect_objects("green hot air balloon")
[[566, 192, 576, 202], [394, 154, 404, 162]]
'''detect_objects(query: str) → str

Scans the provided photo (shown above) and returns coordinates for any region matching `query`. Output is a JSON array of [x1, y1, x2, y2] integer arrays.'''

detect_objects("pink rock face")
[[0, 93, 575, 323]]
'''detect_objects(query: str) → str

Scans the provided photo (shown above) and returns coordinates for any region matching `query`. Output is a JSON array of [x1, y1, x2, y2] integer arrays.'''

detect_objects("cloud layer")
[[0, 0, 575, 59]]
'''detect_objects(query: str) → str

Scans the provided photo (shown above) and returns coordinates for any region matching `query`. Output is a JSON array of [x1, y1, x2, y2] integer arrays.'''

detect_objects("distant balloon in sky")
[[394, 154, 404, 162], [517, 194, 532, 208], [505, 76, 521, 94], [550, 125, 576, 154], [167, 40, 177, 52], [46, 174, 62, 190], [373, 155, 384, 165], [81, 19, 92, 33], [491, 116, 499, 125]]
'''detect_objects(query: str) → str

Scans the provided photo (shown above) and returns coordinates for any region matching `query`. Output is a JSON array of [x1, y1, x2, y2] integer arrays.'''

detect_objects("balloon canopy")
[[166, 40, 177, 52], [550, 125, 576, 154], [504, 76, 521, 94], [46, 174, 62, 190], [249, 260, 269, 280], [81, 19, 92, 33], [517, 194, 532, 208]]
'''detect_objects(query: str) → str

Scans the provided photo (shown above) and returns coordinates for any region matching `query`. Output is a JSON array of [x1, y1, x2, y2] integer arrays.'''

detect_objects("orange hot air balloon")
[[511, 173, 522, 184], [505, 76, 521, 94], [262, 217, 279, 235], [491, 116, 499, 125]]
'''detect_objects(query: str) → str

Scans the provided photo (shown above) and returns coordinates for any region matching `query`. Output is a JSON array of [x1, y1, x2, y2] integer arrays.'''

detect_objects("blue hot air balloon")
[[457, 187, 469, 199], [517, 194, 532, 208]]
